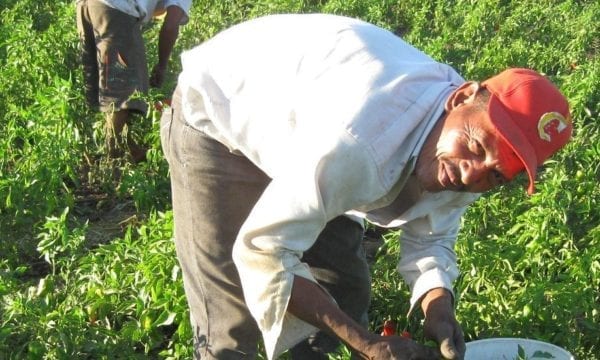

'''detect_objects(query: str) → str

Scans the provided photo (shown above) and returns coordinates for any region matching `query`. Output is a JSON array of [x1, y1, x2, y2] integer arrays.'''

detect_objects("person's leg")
[[161, 87, 270, 359], [85, 0, 149, 161], [291, 216, 371, 359], [105, 110, 147, 162], [105, 109, 127, 159], [76, 0, 100, 110]]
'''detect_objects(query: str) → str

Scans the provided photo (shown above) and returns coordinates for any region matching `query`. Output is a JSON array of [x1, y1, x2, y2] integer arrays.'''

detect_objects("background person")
[[76, 0, 191, 162], [160, 14, 572, 360]]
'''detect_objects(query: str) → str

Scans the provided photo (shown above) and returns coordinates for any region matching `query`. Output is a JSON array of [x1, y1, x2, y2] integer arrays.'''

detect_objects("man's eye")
[[492, 170, 506, 185], [470, 139, 484, 155]]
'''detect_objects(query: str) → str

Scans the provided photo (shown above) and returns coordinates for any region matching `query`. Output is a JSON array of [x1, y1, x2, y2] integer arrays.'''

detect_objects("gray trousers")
[[160, 87, 371, 359]]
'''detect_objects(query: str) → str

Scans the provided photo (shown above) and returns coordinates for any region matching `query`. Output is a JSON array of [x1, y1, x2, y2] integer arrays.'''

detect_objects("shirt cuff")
[[408, 267, 454, 314]]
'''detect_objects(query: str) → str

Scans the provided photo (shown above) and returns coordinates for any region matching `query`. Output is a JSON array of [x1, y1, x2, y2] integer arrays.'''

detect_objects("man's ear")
[[445, 81, 480, 111]]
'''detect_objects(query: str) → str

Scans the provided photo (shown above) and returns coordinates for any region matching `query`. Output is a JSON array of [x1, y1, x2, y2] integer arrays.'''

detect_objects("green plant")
[[1, 1, 599, 359]]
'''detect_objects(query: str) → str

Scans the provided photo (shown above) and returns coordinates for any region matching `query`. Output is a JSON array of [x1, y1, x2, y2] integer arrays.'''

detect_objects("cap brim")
[[487, 96, 539, 195]]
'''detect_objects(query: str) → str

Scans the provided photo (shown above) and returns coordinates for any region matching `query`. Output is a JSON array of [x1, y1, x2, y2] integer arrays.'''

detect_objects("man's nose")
[[460, 159, 487, 186]]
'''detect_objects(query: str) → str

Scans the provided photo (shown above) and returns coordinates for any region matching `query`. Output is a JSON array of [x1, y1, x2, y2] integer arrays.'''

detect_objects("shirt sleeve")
[[232, 130, 386, 359], [396, 195, 474, 311], [162, 0, 191, 24]]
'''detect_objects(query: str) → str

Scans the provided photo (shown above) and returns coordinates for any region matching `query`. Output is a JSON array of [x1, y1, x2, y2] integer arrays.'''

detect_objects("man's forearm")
[[287, 275, 374, 357], [157, 23, 179, 68], [156, 6, 185, 68]]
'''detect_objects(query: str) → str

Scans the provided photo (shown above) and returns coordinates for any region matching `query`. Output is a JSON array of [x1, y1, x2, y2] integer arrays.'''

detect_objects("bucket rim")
[[465, 337, 574, 359]]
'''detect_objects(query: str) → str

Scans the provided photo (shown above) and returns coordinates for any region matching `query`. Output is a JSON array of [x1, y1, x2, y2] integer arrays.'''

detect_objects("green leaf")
[[532, 350, 556, 359], [155, 311, 177, 327]]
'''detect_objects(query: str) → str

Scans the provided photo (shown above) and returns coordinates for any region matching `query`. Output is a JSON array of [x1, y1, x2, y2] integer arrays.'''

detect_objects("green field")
[[1, 0, 598, 359]]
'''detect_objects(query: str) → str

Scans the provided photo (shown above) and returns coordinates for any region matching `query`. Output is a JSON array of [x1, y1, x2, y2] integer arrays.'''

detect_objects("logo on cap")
[[537, 112, 571, 142]]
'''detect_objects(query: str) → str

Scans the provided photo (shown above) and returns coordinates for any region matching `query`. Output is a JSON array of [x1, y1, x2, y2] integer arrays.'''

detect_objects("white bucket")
[[465, 338, 575, 360]]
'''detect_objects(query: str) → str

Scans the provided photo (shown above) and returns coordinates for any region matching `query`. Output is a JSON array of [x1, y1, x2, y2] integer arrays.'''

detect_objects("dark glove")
[[422, 288, 466, 360]]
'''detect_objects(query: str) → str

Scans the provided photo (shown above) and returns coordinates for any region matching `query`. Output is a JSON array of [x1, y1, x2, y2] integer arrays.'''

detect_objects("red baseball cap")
[[482, 68, 572, 194]]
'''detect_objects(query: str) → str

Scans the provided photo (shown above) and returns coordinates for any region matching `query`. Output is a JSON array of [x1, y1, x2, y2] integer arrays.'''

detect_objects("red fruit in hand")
[[381, 320, 396, 336], [400, 330, 411, 339], [153, 98, 172, 113]]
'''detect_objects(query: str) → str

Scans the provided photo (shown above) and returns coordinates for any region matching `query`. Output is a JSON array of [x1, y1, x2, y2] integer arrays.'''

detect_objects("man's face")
[[415, 92, 521, 193]]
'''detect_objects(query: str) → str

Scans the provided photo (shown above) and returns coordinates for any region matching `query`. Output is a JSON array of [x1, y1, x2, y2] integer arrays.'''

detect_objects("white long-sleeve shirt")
[[177, 14, 481, 359]]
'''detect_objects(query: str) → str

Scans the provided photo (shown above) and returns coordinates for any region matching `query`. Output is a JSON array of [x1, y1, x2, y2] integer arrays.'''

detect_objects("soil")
[[72, 188, 141, 248], [72, 154, 146, 248]]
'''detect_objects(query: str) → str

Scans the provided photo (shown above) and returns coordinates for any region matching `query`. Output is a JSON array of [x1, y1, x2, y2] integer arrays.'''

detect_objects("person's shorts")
[[76, 0, 149, 114]]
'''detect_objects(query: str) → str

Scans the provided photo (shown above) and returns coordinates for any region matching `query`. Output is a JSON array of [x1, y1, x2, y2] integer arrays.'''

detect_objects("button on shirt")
[[177, 14, 481, 359]]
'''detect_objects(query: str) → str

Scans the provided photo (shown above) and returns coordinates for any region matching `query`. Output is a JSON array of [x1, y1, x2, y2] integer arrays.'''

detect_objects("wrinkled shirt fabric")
[[88, 0, 192, 23], [177, 14, 481, 359]]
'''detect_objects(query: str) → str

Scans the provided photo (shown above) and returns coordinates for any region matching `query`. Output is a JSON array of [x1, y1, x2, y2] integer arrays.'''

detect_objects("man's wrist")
[[420, 287, 453, 315]]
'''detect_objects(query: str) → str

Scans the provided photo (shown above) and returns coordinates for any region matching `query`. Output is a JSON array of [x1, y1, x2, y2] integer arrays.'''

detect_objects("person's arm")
[[288, 275, 441, 359], [150, 5, 185, 87], [396, 193, 478, 359], [421, 287, 465, 359], [230, 130, 443, 358]]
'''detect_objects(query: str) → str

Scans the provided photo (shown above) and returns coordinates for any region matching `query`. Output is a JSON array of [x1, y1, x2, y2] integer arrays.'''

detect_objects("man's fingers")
[[425, 343, 443, 359], [423, 316, 465, 359], [410, 340, 442, 360], [454, 330, 466, 357], [440, 338, 456, 358], [439, 337, 464, 360]]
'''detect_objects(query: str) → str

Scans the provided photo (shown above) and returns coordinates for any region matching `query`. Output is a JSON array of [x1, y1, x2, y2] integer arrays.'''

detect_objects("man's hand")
[[150, 64, 166, 87], [151, 5, 186, 88], [288, 276, 441, 360], [421, 288, 465, 360], [359, 334, 441, 360]]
